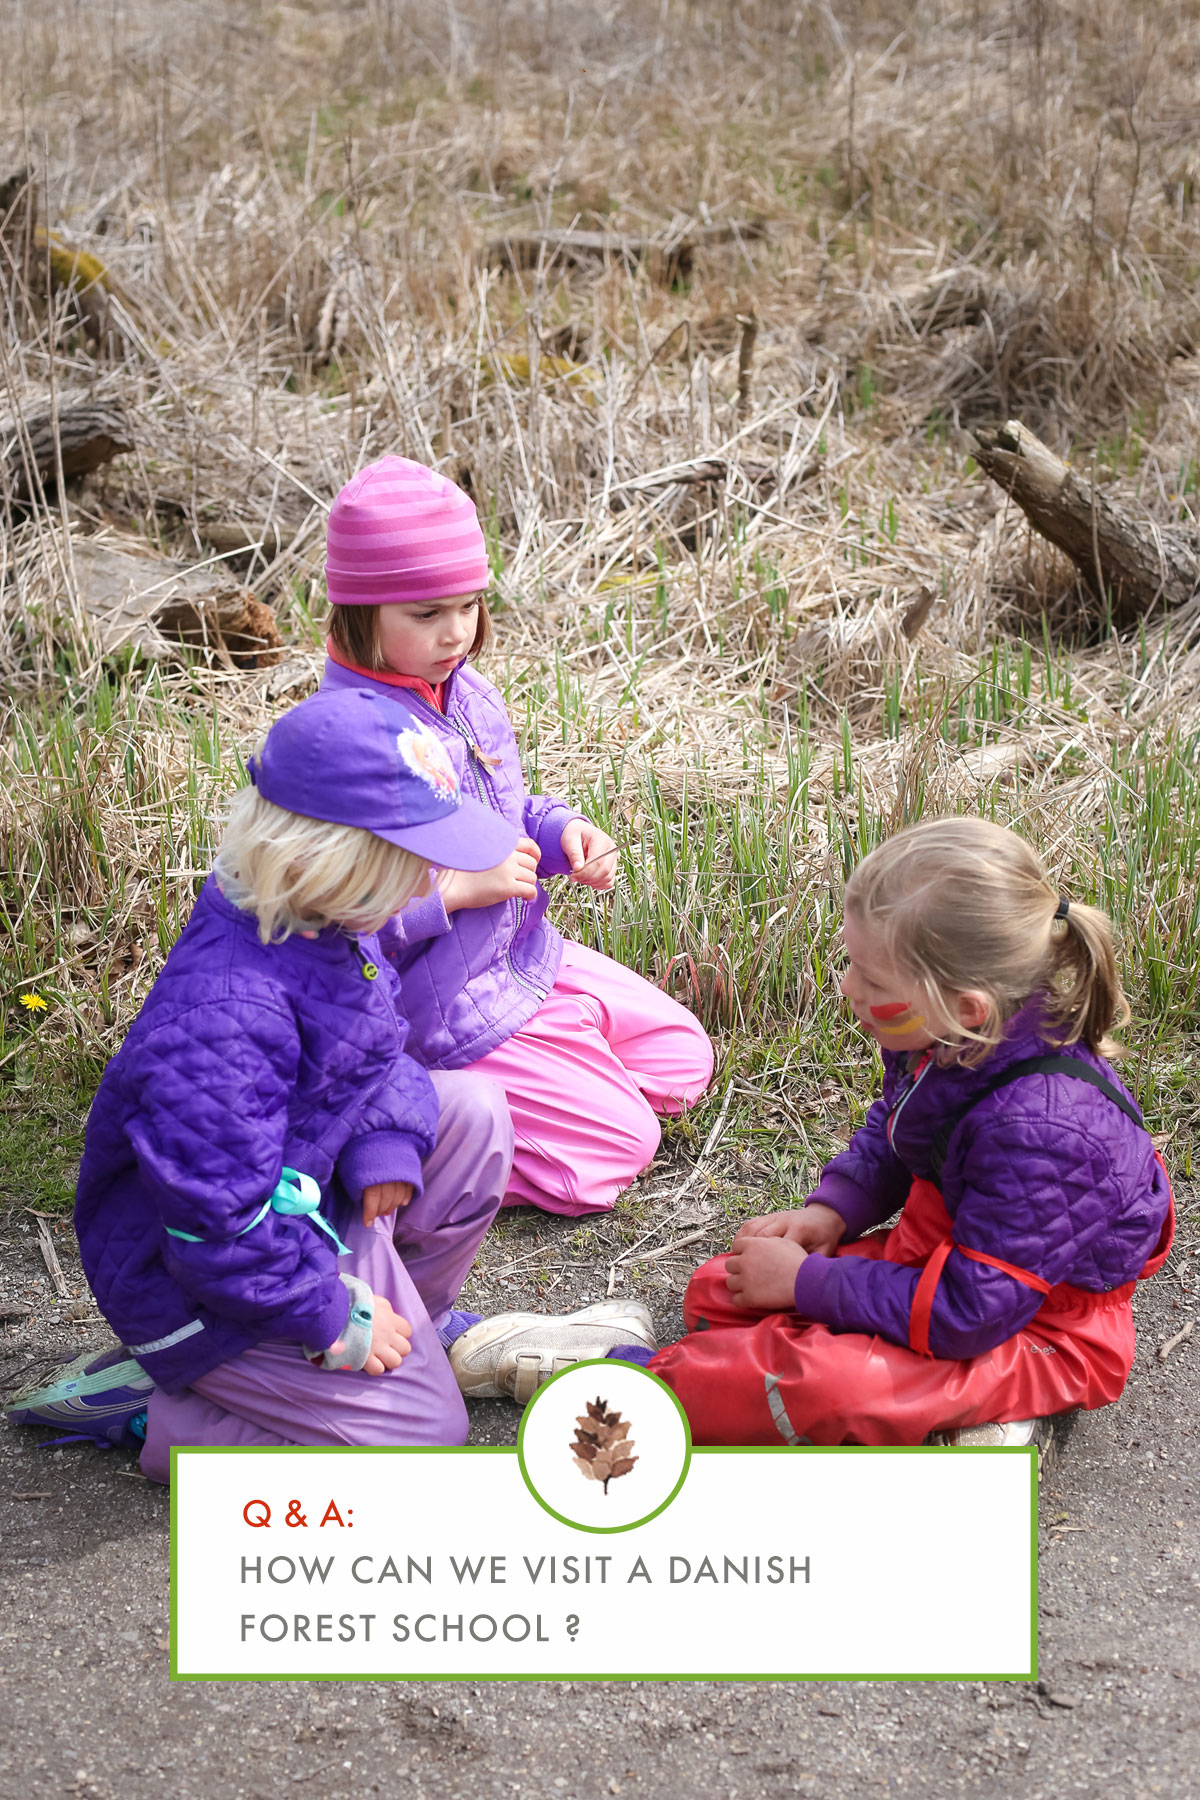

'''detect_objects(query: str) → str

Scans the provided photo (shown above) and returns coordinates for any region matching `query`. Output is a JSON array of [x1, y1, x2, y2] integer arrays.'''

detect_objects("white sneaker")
[[448, 1300, 656, 1404], [928, 1417, 1052, 1449]]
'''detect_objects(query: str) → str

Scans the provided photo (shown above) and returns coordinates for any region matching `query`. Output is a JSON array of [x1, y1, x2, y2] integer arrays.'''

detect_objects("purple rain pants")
[[139, 1071, 513, 1481]]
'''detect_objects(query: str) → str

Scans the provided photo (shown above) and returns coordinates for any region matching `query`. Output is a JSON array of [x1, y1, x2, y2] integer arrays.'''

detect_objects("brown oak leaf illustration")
[[569, 1396, 638, 1495]]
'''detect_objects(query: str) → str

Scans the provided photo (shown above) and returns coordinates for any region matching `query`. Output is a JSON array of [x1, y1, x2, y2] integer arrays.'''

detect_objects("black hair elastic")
[[1053, 895, 1070, 921]]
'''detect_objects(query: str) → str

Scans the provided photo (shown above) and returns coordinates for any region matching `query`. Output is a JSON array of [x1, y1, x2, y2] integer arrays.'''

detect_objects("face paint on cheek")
[[868, 1000, 925, 1037]]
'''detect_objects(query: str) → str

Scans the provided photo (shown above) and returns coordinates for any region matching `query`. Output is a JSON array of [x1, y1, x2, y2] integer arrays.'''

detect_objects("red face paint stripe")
[[870, 1001, 912, 1020]]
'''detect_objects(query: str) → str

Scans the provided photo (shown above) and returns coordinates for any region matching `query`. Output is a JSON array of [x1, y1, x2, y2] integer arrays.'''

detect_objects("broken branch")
[[972, 419, 1199, 629], [1157, 1319, 1193, 1362]]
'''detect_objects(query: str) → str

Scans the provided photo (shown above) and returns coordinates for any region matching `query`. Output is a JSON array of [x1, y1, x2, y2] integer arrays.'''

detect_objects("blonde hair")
[[844, 817, 1129, 1065], [215, 784, 430, 945]]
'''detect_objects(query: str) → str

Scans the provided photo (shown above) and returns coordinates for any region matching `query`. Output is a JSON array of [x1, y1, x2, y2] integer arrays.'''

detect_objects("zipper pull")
[[470, 742, 502, 774]]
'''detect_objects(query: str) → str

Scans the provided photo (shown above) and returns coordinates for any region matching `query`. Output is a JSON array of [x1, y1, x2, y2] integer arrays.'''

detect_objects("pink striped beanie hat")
[[325, 456, 489, 605]]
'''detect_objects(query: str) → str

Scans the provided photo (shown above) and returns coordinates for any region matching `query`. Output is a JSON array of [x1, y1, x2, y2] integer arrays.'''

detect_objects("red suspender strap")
[[908, 1240, 1052, 1357], [955, 1245, 1052, 1292], [908, 1238, 954, 1356]]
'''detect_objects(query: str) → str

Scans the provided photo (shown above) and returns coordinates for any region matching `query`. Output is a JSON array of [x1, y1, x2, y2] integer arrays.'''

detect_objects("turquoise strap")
[[165, 1166, 350, 1258], [266, 1167, 352, 1257]]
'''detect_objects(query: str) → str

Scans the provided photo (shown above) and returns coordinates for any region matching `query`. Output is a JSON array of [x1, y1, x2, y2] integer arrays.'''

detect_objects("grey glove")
[[303, 1274, 375, 1372]]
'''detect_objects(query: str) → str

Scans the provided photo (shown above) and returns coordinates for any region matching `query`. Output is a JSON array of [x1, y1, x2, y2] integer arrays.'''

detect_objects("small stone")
[[1046, 1691, 1078, 1709]]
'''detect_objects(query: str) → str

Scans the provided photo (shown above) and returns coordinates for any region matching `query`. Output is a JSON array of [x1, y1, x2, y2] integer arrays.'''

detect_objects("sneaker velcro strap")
[[512, 1352, 546, 1405]]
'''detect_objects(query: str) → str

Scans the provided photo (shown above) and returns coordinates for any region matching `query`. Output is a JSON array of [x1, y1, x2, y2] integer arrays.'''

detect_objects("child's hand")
[[362, 1181, 414, 1226], [560, 819, 619, 890], [362, 1295, 412, 1376], [735, 1203, 846, 1257], [321, 1294, 412, 1375], [725, 1234, 808, 1311], [440, 837, 541, 912]]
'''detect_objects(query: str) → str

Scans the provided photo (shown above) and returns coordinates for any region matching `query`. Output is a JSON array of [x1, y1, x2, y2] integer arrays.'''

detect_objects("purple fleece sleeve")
[[792, 1244, 1045, 1359], [337, 1057, 438, 1204], [337, 1131, 426, 1204], [376, 892, 453, 957], [522, 794, 585, 877], [792, 1111, 1109, 1358]]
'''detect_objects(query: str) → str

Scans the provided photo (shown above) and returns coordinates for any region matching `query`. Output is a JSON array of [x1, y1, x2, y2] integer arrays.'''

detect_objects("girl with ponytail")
[[611, 818, 1174, 1450]]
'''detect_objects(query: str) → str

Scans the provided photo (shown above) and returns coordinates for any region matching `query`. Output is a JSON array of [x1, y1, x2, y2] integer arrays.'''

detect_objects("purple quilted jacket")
[[792, 1001, 1171, 1359], [320, 655, 580, 1067], [75, 878, 439, 1393]]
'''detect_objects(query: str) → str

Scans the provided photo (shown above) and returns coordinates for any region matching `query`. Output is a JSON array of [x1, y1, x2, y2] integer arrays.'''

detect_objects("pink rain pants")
[[465, 940, 714, 1216]]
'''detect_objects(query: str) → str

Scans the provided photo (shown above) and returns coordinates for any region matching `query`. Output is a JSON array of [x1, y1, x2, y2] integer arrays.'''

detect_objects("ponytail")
[[1045, 898, 1130, 1057]]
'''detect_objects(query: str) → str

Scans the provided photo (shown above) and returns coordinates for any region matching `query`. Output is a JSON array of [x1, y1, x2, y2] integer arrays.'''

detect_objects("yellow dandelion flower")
[[19, 992, 48, 1012]]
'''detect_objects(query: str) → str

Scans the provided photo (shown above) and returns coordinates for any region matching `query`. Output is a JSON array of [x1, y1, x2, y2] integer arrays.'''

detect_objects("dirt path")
[[0, 1219, 1196, 1800]]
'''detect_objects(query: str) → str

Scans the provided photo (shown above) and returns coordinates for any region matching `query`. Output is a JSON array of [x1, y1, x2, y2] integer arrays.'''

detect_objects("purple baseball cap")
[[246, 688, 518, 871]]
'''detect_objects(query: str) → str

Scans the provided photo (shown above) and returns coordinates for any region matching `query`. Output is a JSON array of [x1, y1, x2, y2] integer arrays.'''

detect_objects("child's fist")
[[441, 836, 541, 911], [735, 1202, 846, 1258], [362, 1180, 414, 1226], [560, 819, 619, 890], [362, 1295, 412, 1376], [724, 1234, 808, 1311]]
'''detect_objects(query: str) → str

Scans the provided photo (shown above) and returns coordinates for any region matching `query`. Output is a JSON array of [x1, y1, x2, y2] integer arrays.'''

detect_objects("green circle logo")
[[517, 1360, 692, 1534]]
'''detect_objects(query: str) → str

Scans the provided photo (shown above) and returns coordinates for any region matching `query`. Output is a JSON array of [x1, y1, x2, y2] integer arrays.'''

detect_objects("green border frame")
[[170, 1442, 1038, 1684], [516, 1359, 693, 1533]]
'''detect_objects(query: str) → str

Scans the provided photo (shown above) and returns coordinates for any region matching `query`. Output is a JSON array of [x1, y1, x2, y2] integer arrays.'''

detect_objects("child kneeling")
[[11, 691, 529, 1475], [619, 819, 1173, 1446]]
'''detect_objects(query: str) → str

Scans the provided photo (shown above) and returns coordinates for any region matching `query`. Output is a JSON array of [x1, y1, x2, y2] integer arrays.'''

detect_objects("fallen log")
[[2, 401, 132, 502], [141, 488, 311, 562], [972, 419, 1200, 628], [38, 232, 122, 350], [0, 167, 124, 351], [66, 537, 284, 668], [196, 518, 306, 559], [486, 220, 765, 286]]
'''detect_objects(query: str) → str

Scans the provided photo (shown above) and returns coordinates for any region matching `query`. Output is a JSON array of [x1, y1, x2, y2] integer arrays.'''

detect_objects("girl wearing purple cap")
[[321, 455, 714, 1220], [7, 690, 653, 1470]]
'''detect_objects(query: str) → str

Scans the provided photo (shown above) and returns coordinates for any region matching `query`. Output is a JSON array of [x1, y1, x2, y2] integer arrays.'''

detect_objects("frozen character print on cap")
[[397, 722, 460, 805]]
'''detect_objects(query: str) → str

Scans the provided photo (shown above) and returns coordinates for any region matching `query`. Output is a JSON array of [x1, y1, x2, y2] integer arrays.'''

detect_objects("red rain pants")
[[649, 1175, 1174, 1446]]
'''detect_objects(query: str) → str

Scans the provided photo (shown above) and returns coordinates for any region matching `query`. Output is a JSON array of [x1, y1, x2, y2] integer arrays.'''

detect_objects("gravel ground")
[[1, 1201, 1197, 1800]]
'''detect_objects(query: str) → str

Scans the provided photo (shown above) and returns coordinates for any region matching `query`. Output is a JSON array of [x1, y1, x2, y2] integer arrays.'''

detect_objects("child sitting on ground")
[[320, 454, 714, 1217], [6, 689, 654, 1472], [597, 818, 1173, 1446]]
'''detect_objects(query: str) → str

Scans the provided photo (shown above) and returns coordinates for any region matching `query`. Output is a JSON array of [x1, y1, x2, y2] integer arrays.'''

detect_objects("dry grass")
[[3, 1, 1200, 1215]]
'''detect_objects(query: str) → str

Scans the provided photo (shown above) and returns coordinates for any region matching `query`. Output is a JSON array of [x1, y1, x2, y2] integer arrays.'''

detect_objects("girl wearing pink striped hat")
[[321, 455, 714, 1218]]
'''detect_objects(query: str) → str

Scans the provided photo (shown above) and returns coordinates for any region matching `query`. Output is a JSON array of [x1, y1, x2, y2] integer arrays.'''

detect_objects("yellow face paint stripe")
[[872, 1014, 926, 1038]]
